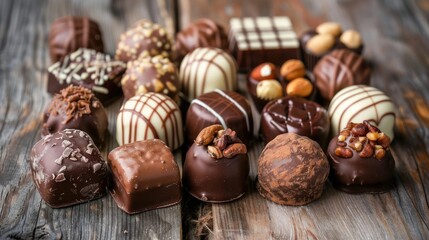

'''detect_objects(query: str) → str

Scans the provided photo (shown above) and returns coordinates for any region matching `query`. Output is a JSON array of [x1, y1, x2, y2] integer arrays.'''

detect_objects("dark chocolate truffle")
[[261, 96, 329, 146], [115, 20, 172, 62], [257, 133, 329, 206], [30, 129, 109, 208], [42, 85, 108, 147], [121, 55, 179, 102], [183, 125, 249, 202], [186, 89, 253, 146], [327, 121, 395, 194], [313, 49, 371, 101], [49, 16, 104, 63], [47, 48, 126, 105], [108, 139, 181, 214], [174, 18, 229, 63]]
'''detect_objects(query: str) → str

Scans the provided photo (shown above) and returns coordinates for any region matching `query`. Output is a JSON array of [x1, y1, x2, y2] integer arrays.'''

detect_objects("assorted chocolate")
[[180, 47, 237, 102], [183, 125, 249, 202], [313, 49, 371, 102], [116, 92, 183, 150], [47, 48, 126, 105], [42, 85, 108, 147], [186, 90, 253, 146], [49, 16, 104, 62], [329, 85, 396, 140], [121, 55, 180, 102], [327, 121, 395, 194], [229, 17, 300, 71], [300, 22, 364, 70], [174, 18, 229, 63], [108, 139, 181, 214], [30, 129, 109, 208], [261, 96, 329, 146], [115, 19, 172, 62], [257, 133, 329, 205]]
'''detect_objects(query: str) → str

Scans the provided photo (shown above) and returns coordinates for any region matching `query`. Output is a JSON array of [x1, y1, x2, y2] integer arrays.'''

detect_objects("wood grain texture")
[[0, 0, 181, 239], [181, 0, 429, 239]]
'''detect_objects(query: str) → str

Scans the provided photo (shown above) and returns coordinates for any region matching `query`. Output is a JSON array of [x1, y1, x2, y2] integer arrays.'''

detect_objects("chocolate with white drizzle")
[[29, 129, 109, 208], [47, 48, 126, 105]]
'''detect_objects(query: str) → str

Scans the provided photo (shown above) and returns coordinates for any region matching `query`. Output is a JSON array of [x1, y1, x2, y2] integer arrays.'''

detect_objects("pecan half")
[[195, 124, 224, 146], [208, 146, 223, 159], [223, 143, 247, 158]]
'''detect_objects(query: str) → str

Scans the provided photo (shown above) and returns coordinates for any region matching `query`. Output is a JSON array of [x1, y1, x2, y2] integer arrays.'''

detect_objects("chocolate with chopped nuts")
[[29, 129, 109, 208], [47, 48, 126, 105], [42, 85, 108, 147], [183, 125, 249, 203], [327, 120, 395, 194]]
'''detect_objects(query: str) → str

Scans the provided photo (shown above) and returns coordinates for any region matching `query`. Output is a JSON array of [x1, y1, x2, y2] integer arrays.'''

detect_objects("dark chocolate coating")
[[108, 139, 181, 214], [186, 90, 253, 146], [49, 16, 104, 63], [261, 96, 329, 146], [47, 48, 126, 105], [313, 49, 371, 101], [257, 133, 329, 205], [174, 18, 229, 63], [183, 143, 249, 202], [29, 129, 109, 208], [327, 135, 395, 194], [42, 86, 108, 147]]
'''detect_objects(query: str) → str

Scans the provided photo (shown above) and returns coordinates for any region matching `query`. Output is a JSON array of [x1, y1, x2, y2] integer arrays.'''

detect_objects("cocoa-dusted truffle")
[[42, 85, 108, 147], [49, 16, 104, 62], [257, 133, 329, 206], [313, 49, 371, 101], [174, 18, 228, 63], [327, 121, 395, 194], [121, 55, 179, 102], [108, 139, 181, 214], [183, 125, 249, 202], [47, 48, 126, 105], [261, 96, 329, 146], [30, 129, 109, 208], [115, 20, 172, 62]]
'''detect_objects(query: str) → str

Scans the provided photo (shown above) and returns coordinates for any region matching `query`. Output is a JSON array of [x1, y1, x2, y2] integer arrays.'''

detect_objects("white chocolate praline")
[[116, 92, 183, 150], [179, 47, 237, 101], [256, 80, 283, 100], [329, 85, 396, 140]]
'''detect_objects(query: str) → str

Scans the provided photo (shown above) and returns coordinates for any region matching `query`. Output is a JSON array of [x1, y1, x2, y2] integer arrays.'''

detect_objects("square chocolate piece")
[[229, 17, 300, 72], [108, 139, 181, 214]]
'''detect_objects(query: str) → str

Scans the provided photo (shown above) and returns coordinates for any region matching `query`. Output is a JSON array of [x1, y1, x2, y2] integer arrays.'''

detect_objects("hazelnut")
[[352, 142, 363, 152], [316, 22, 342, 37], [377, 133, 391, 148], [359, 143, 374, 158], [351, 123, 367, 136], [334, 147, 353, 158], [338, 135, 346, 142], [367, 132, 379, 141], [358, 137, 367, 143], [306, 34, 336, 55], [250, 63, 277, 81], [280, 59, 306, 81], [286, 78, 313, 97], [375, 149, 386, 160], [256, 80, 283, 100], [340, 30, 362, 49], [340, 129, 351, 137]]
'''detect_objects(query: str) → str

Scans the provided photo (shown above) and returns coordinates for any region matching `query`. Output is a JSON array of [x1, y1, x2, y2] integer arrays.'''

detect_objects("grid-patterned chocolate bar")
[[229, 17, 300, 72]]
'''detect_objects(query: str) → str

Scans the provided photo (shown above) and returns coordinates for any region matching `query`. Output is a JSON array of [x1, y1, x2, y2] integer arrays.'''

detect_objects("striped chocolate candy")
[[116, 92, 183, 150], [328, 85, 396, 140]]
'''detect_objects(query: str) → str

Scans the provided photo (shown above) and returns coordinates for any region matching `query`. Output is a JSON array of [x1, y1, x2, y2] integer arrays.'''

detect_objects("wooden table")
[[1, 0, 429, 239]]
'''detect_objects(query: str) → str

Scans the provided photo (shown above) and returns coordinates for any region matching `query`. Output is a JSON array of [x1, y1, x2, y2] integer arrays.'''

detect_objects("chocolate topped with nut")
[[29, 129, 109, 208], [42, 85, 108, 147], [183, 125, 249, 202], [47, 48, 126, 105], [327, 121, 395, 194]]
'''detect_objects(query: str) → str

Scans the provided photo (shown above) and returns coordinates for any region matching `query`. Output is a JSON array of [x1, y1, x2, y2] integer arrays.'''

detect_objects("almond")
[[286, 78, 313, 97], [250, 63, 277, 81], [280, 59, 306, 81], [316, 22, 342, 37], [306, 34, 335, 55], [340, 30, 362, 49]]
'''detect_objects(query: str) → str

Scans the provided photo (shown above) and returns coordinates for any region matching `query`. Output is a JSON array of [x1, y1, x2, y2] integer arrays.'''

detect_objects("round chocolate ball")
[[261, 96, 329, 146], [30, 129, 109, 208], [115, 20, 172, 62], [174, 18, 229, 63], [327, 121, 395, 194], [179, 47, 237, 102], [257, 133, 329, 206], [313, 49, 371, 101], [121, 55, 180, 102], [186, 89, 253, 146], [42, 85, 108, 147], [49, 16, 104, 62]]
